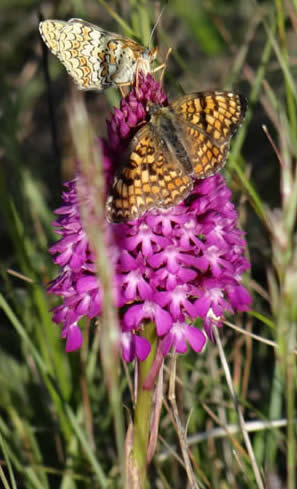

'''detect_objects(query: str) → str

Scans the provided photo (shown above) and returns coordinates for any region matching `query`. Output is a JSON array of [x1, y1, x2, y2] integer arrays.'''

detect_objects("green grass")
[[0, 0, 297, 488]]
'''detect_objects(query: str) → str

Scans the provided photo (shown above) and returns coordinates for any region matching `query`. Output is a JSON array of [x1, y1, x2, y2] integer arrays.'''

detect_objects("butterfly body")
[[106, 91, 247, 222], [39, 18, 156, 90], [148, 104, 198, 175]]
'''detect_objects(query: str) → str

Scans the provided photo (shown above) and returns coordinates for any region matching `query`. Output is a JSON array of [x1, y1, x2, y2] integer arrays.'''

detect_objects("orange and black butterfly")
[[106, 91, 247, 222]]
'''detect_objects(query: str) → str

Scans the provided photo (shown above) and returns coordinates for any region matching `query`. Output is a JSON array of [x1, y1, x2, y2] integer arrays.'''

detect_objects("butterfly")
[[106, 91, 247, 222], [39, 18, 157, 90]]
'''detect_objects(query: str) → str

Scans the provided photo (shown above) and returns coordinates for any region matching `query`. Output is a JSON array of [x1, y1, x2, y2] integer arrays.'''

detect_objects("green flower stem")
[[132, 322, 158, 488]]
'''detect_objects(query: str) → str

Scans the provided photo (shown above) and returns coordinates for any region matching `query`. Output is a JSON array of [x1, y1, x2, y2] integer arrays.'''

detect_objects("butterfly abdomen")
[[151, 109, 193, 174]]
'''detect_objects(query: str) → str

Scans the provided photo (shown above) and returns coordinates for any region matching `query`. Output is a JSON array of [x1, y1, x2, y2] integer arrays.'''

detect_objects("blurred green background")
[[0, 0, 296, 488]]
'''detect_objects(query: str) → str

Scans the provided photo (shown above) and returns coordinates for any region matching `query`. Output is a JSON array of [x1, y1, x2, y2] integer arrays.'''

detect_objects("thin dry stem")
[[168, 352, 200, 489], [225, 320, 297, 355], [147, 363, 164, 464], [158, 417, 292, 462], [213, 327, 265, 489], [67, 90, 125, 481]]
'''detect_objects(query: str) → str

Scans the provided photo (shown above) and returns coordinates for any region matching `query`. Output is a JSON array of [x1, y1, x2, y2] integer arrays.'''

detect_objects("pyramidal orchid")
[[48, 73, 252, 359]]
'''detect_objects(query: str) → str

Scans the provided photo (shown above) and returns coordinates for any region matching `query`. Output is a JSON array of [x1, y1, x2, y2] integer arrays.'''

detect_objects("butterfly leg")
[[157, 47, 172, 86], [135, 65, 142, 97], [134, 56, 153, 97], [117, 82, 132, 97], [151, 64, 165, 73]]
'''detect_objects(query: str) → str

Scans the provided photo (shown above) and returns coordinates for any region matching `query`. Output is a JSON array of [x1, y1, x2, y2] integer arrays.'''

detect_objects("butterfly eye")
[[147, 102, 162, 117], [146, 101, 153, 112]]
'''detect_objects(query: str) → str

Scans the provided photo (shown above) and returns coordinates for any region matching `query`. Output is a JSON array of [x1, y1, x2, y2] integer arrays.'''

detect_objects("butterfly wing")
[[40, 18, 151, 90], [39, 20, 67, 60], [170, 91, 247, 178], [106, 125, 193, 222]]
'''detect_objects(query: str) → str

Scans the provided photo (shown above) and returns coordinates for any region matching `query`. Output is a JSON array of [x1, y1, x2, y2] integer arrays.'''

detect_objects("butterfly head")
[[149, 46, 158, 61], [145, 100, 165, 117]]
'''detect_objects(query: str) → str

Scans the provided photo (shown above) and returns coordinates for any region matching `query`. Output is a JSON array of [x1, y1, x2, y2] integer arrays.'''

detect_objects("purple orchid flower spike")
[[48, 73, 252, 358]]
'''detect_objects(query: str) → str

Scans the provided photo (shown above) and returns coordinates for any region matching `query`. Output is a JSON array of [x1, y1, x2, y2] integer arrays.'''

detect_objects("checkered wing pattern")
[[171, 91, 247, 178], [39, 19, 66, 60], [39, 18, 154, 90], [106, 126, 193, 222]]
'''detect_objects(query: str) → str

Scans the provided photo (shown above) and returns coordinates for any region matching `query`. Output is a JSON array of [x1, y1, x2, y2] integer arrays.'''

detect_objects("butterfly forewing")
[[39, 20, 66, 59], [57, 19, 110, 90], [171, 91, 247, 178], [106, 126, 193, 222]]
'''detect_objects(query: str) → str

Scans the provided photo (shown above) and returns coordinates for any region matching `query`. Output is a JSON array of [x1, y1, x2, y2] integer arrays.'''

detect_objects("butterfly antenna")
[[148, 3, 166, 49]]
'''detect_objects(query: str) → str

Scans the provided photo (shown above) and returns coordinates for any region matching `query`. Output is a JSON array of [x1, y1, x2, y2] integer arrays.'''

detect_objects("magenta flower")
[[48, 73, 252, 357]]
